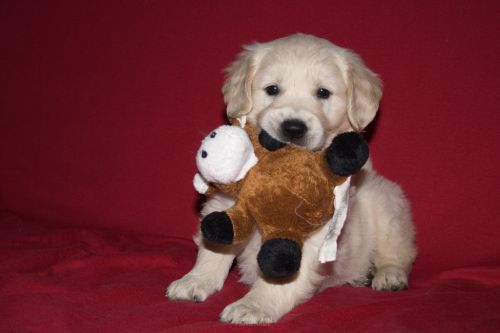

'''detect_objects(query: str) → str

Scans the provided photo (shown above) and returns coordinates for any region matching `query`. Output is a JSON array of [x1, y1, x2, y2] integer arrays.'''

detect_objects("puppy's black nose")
[[281, 119, 307, 140]]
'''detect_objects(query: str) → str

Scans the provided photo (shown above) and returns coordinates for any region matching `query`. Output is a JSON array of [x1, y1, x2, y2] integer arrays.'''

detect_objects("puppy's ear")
[[222, 44, 265, 117], [345, 51, 383, 131]]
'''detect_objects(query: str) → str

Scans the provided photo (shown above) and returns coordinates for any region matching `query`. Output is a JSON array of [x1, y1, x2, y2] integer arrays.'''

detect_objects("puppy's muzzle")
[[281, 119, 308, 140]]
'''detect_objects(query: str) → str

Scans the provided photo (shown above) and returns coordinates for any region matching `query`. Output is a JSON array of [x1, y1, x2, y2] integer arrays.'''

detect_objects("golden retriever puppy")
[[167, 33, 417, 324]]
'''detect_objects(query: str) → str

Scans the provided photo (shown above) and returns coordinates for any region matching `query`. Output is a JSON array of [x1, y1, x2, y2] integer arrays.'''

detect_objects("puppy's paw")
[[220, 300, 276, 324], [372, 266, 408, 292], [166, 274, 220, 302]]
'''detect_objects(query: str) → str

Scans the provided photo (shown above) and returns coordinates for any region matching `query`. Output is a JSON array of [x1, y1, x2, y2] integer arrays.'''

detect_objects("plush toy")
[[194, 121, 369, 279]]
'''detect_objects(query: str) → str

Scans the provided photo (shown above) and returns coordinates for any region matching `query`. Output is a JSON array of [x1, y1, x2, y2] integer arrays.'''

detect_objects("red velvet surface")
[[1, 1, 500, 331]]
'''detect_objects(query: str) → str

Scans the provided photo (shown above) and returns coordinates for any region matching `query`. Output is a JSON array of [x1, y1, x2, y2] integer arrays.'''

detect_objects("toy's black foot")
[[326, 132, 369, 176], [201, 211, 234, 245], [257, 238, 301, 279]]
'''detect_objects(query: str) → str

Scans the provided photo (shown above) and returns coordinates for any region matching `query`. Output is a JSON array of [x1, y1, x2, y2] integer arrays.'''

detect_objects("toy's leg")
[[257, 238, 302, 279], [201, 201, 253, 245], [255, 230, 304, 279], [167, 193, 237, 302]]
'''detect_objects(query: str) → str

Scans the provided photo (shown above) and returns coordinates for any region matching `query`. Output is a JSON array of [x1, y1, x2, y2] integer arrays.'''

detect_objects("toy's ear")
[[326, 132, 369, 176]]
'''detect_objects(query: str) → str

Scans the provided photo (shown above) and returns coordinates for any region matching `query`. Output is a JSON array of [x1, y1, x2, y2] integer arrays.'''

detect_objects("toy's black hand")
[[201, 211, 234, 245], [258, 130, 286, 151], [326, 132, 369, 176]]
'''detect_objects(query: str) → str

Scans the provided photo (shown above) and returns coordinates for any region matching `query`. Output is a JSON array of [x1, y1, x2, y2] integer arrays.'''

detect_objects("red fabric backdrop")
[[1, 1, 499, 332]]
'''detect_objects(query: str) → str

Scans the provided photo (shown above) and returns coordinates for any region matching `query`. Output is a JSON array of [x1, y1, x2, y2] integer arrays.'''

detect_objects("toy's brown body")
[[200, 121, 368, 279], [220, 145, 346, 247]]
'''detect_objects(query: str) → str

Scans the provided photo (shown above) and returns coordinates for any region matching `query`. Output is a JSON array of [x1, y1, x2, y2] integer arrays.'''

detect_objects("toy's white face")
[[196, 125, 257, 184]]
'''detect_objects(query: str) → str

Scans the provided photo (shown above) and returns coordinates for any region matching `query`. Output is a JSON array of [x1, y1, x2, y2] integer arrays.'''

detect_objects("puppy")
[[167, 33, 417, 324]]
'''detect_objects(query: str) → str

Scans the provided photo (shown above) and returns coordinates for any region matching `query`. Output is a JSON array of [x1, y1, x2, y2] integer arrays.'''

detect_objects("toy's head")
[[196, 125, 258, 184]]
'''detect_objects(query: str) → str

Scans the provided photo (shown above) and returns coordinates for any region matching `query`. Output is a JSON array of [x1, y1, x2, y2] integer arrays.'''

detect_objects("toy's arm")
[[226, 201, 255, 243], [201, 200, 255, 245], [325, 132, 369, 176]]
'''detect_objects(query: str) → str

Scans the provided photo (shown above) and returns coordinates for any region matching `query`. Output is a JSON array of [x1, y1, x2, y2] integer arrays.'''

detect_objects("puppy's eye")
[[264, 85, 280, 96], [316, 88, 332, 99], [210, 132, 217, 138], [201, 150, 208, 158]]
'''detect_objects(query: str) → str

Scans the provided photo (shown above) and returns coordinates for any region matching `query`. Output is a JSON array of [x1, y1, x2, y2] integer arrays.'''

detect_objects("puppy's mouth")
[[258, 130, 287, 151], [258, 129, 315, 151], [259, 119, 309, 151], [257, 117, 324, 151]]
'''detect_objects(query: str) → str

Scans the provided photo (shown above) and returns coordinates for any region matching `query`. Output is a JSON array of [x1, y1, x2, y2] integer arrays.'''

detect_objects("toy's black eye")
[[264, 85, 280, 96], [210, 132, 216, 138], [316, 88, 332, 99], [201, 150, 208, 158]]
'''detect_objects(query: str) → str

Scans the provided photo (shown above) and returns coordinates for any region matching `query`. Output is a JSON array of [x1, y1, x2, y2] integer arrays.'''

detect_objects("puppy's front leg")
[[167, 193, 237, 302], [167, 237, 236, 302], [220, 233, 325, 324]]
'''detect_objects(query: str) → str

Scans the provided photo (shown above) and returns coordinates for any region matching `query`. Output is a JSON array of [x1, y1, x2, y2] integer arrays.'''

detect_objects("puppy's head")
[[223, 34, 382, 151]]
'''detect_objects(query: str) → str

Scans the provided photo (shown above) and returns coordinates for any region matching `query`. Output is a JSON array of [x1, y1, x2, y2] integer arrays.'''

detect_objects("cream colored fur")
[[167, 34, 417, 324]]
